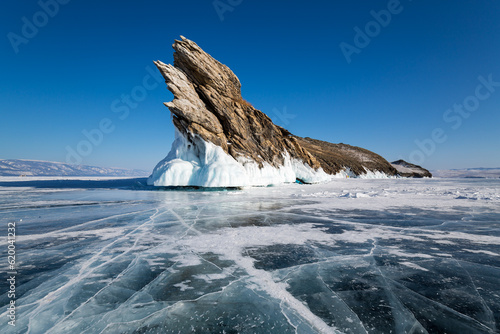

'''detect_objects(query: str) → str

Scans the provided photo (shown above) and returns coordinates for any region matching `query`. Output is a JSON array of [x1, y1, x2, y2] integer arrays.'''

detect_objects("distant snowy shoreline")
[[432, 168, 500, 179], [0, 176, 143, 182], [0, 159, 149, 177]]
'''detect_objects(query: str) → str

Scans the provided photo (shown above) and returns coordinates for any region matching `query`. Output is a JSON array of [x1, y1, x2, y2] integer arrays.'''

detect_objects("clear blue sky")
[[1, 0, 499, 171]]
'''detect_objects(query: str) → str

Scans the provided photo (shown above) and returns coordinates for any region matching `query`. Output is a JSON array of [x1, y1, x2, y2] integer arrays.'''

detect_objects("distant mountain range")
[[0, 159, 149, 177], [432, 168, 500, 179]]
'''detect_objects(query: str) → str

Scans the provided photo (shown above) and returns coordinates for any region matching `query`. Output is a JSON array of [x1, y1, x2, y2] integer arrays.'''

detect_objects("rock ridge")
[[391, 160, 432, 178]]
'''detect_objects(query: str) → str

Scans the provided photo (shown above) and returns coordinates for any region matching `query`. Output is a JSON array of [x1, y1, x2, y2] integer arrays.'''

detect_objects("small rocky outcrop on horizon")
[[149, 36, 426, 186], [391, 160, 432, 178]]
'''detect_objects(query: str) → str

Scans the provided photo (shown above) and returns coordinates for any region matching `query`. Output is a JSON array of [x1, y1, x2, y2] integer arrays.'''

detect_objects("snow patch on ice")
[[15, 227, 125, 242], [174, 280, 194, 291], [386, 248, 434, 259], [193, 266, 236, 283], [463, 249, 499, 256], [400, 261, 430, 272], [171, 253, 203, 267], [339, 192, 371, 199]]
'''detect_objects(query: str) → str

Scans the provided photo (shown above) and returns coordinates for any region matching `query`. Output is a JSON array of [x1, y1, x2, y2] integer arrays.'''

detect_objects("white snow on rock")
[[147, 131, 392, 187]]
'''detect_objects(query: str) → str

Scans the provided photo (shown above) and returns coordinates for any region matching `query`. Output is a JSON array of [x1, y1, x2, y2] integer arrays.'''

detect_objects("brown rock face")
[[296, 138, 399, 176], [154, 36, 401, 181]]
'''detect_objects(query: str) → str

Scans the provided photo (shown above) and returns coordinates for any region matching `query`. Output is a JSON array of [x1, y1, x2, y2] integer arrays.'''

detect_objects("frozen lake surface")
[[1, 178, 499, 333]]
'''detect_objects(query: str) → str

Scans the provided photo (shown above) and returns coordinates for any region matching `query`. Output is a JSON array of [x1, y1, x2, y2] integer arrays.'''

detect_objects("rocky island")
[[390, 160, 433, 178], [148, 36, 430, 187]]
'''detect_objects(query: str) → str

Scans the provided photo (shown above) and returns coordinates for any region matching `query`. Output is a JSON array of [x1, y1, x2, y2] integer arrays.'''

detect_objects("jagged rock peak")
[[153, 37, 320, 171], [173, 36, 242, 100]]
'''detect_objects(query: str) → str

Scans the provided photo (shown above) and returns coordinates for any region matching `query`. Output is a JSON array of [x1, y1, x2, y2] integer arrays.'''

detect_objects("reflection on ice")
[[0, 178, 499, 333]]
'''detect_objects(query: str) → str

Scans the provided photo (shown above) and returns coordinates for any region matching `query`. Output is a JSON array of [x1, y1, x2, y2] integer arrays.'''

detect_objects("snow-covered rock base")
[[147, 132, 392, 187]]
